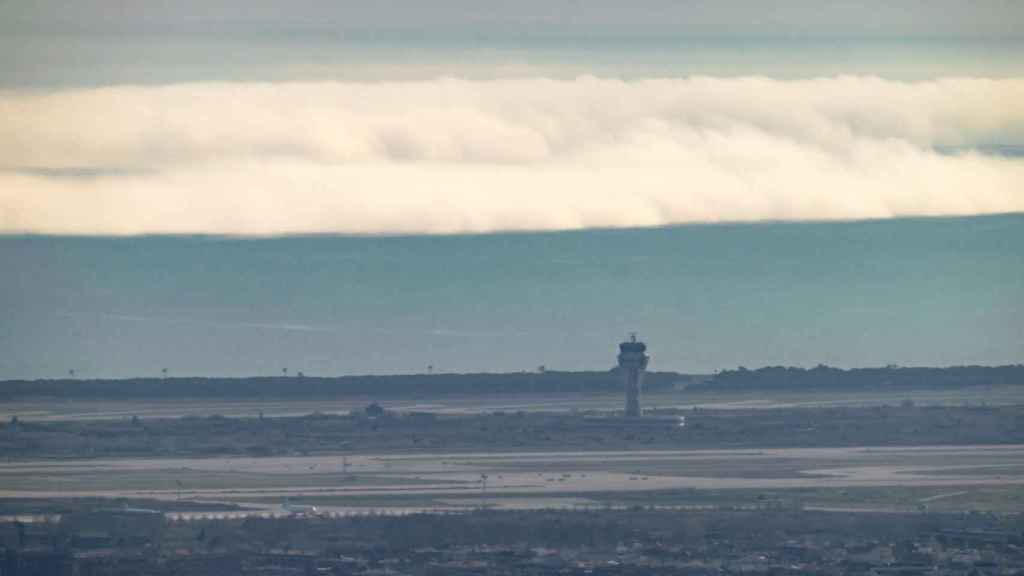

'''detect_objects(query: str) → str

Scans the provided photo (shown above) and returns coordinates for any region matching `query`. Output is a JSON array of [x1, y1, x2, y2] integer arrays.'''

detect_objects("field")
[[2, 385, 1023, 576], [2, 384, 1023, 422], [2, 441, 1023, 517], [2, 387, 1023, 520]]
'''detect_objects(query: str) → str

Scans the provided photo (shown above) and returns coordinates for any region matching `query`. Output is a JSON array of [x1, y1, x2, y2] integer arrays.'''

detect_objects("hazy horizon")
[[3, 214, 1021, 380]]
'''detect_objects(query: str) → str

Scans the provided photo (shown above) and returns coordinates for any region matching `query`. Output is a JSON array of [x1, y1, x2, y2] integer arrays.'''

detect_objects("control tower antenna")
[[617, 334, 649, 417]]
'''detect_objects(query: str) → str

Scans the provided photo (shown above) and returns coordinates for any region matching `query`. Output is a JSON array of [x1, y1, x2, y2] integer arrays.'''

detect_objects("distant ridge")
[[0, 365, 1021, 400]]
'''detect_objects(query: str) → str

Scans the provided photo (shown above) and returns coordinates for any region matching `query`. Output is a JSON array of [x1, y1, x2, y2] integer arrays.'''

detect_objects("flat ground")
[[2, 444, 1023, 517], [2, 385, 1022, 421], [2, 388, 1022, 518]]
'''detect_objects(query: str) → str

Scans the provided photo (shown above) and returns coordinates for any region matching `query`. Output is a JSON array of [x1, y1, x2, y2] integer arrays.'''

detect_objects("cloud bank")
[[2, 76, 1023, 235]]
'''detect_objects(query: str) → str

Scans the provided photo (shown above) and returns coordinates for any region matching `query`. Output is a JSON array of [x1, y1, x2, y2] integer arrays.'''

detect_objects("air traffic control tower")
[[618, 333, 649, 417]]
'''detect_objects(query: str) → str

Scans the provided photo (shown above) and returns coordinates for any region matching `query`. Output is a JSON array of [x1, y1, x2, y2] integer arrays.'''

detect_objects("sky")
[[1, 1, 1022, 378], [1, 1, 1023, 235], [2, 0, 1023, 40]]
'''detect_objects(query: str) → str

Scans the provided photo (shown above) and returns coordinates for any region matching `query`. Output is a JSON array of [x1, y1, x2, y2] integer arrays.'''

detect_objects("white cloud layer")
[[2, 76, 1023, 235]]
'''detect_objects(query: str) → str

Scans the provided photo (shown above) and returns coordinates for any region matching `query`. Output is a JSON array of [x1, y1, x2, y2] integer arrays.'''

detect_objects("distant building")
[[617, 334, 649, 417]]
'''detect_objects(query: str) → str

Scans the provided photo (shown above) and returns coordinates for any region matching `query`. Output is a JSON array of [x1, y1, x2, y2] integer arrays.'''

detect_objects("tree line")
[[0, 364, 1020, 400], [0, 371, 689, 400], [692, 364, 1024, 392]]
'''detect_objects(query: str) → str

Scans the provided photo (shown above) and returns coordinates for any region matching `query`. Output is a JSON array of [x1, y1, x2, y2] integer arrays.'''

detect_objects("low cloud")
[[2, 76, 1023, 235]]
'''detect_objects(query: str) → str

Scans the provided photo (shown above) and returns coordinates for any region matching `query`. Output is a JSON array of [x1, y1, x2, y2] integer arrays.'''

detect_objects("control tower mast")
[[617, 333, 649, 417]]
